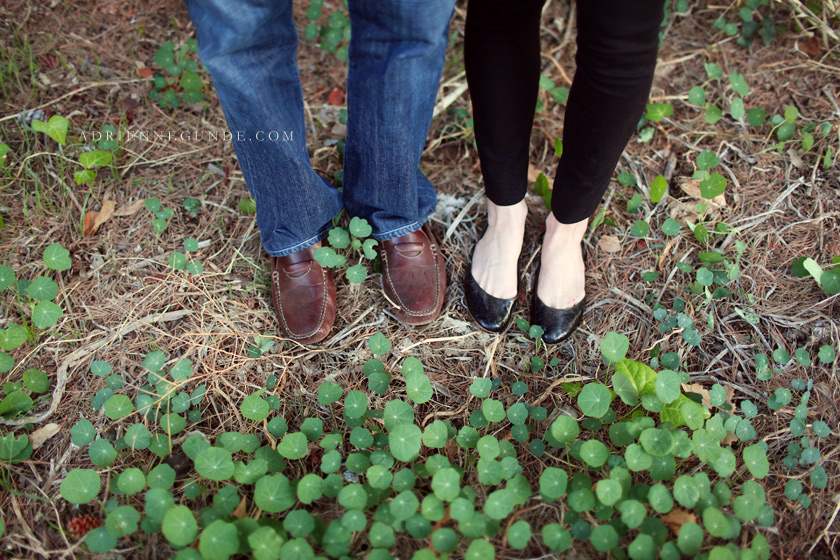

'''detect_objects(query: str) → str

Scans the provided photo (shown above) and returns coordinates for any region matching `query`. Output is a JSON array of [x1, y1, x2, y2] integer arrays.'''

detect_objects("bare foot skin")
[[537, 213, 587, 308], [471, 199, 528, 299]]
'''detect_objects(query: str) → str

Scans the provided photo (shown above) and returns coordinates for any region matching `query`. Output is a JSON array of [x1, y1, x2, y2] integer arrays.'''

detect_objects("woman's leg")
[[464, 0, 544, 299], [539, 0, 664, 308]]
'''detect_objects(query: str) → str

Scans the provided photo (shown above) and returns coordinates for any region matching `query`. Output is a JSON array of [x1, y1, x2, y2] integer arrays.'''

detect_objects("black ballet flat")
[[463, 246, 518, 333], [530, 242, 587, 344]]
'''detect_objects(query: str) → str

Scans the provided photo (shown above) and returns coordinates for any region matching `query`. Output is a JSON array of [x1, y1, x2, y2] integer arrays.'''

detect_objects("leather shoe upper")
[[379, 223, 446, 325], [270, 245, 336, 344], [530, 242, 587, 344]]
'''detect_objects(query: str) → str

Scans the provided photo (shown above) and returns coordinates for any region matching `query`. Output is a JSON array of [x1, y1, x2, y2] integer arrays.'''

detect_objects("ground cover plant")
[[0, 0, 838, 558]]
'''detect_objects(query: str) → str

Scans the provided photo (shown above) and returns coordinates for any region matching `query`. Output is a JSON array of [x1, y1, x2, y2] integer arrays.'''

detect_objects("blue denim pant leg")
[[343, 0, 455, 242], [184, 0, 343, 257]]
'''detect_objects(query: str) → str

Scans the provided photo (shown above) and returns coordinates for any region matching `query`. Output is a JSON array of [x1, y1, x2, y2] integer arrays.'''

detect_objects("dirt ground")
[[0, 0, 838, 558]]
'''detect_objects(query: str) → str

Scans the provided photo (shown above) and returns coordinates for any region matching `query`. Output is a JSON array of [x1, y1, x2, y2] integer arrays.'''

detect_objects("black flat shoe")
[[530, 242, 587, 344], [463, 243, 518, 333]]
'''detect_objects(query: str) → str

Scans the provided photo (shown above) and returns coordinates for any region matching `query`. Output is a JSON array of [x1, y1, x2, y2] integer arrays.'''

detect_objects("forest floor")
[[1, 0, 839, 558]]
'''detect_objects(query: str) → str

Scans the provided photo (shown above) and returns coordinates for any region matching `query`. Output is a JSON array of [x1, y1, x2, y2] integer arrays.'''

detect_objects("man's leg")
[[185, 0, 342, 343], [185, 0, 343, 256], [342, 0, 455, 325]]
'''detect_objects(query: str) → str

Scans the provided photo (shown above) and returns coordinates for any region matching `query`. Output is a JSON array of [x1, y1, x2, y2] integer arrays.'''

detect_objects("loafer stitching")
[[273, 261, 329, 339], [381, 229, 441, 317]]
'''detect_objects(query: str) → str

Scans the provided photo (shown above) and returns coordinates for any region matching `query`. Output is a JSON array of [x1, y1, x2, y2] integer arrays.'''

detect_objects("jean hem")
[[370, 220, 425, 242], [264, 225, 331, 258]]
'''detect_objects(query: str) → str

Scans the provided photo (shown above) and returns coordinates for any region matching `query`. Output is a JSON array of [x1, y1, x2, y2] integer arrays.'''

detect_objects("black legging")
[[465, 0, 665, 224]]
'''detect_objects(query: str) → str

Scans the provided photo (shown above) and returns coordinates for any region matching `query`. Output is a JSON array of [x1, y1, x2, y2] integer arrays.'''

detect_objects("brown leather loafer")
[[379, 223, 446, 325], [270, 245, 336, 344]]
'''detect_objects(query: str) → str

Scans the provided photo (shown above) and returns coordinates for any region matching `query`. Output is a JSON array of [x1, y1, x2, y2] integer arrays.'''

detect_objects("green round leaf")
[[600, 332, 629, 364], [43, 243, 71, 271], [103, 394, 133, 420], [195, 447, 235, 481], [389, 423, 422, 462], [89, 438, 117, 468], [580, 439, 609, 467], [368, 332, 391, 355], [106, 505, 140, 538], [199, 520, 239, 560], [595, 479, 622, 506], [60, 469, 101, 504], [255, 474, 295, 513], [70, 419, 96, 446], [278, 432, 308, 460], [639, 428, 674, 457], [590, 524, 619, 552], [577, 383, 614, 418], [32, 301, 63, 329], [241, 394, 270, 422]]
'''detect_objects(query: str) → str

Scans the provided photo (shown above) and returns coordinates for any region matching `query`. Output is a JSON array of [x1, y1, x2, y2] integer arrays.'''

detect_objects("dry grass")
[[0, 0, 839, 558]]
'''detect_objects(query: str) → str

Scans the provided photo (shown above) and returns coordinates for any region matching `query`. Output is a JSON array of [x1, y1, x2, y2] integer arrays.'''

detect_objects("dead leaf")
[[662, 509, 697, 535], [599, 235, 621, 253], [83, 210, 98, 236], [138, 67, 155, 78], [112, 198, 146, 217], [83, 200, 116, 236], [30, 423, 61, 450], [232, 496, 248, 519], [799, 36, 821, 58], [327, 87, 345, 106]]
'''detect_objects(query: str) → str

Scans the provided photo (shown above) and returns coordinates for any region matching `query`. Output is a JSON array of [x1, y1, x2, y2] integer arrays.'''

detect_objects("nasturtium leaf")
[[160, 413, 186, 435], [0, 323, 28, 352], [465, 539, 495, 560], [550, 415, 580, 443], [60, 469, 101, 504], [431, 468, 461, 502], [89, 438, 118, 468], [338, 484, 367, 511], [619, 499, 646, 529], [241, 394, 270, 422], [482, 398, 505, 422], [655, 369, 681, 404], [577, 383, 613, 418], [278, 432, 308, 460], [470, 377, 492, 398], [645, 102, 674, 122], [71, 419, 96, 446], [673, 475, 700, 508], [106, 505, 140, 538], [318, 380, 342, 404], [43, 243, 71, 271], [590, 524, 619, 552], [103, 394, 133, 420], [539, 467, 568, 501], [580, 440, 609, 468], [199, 519, 239, 560], [702, 507, 730, 538], [600, 332, 629, 364], [26, 276, 59, 301], [195, 447, 235, 481], [406, 372, 433, 404], [729, 72, 749, 96], [32, 301, 63, 329], [484, 489, 514, 520], [639, 428, 674, 457], [0, 265, 15, 290], [118, 468, 146, 495], [255, 474, 295, 513], [85, 527, 117, 553], [507, 520, 531, 549], [389, 423, 422, 462], [542, 523, 572, 552], [248, 526, 283, 560], [648, 484, 674, 513], [343, 390, 368, 419], [368, 332, 391, 355], [677, 522, 704, 555], [743, 444, 770, 478], [817, 344, 835, 364], [595, 479, 622, 506], [345, 264, 367, 284], [625, 443, 653, 472], [689, 86, 706, 106]]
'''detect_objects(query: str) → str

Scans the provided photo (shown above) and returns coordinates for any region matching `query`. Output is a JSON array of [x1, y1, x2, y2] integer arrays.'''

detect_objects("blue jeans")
[[184, 0, 455, 256]]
